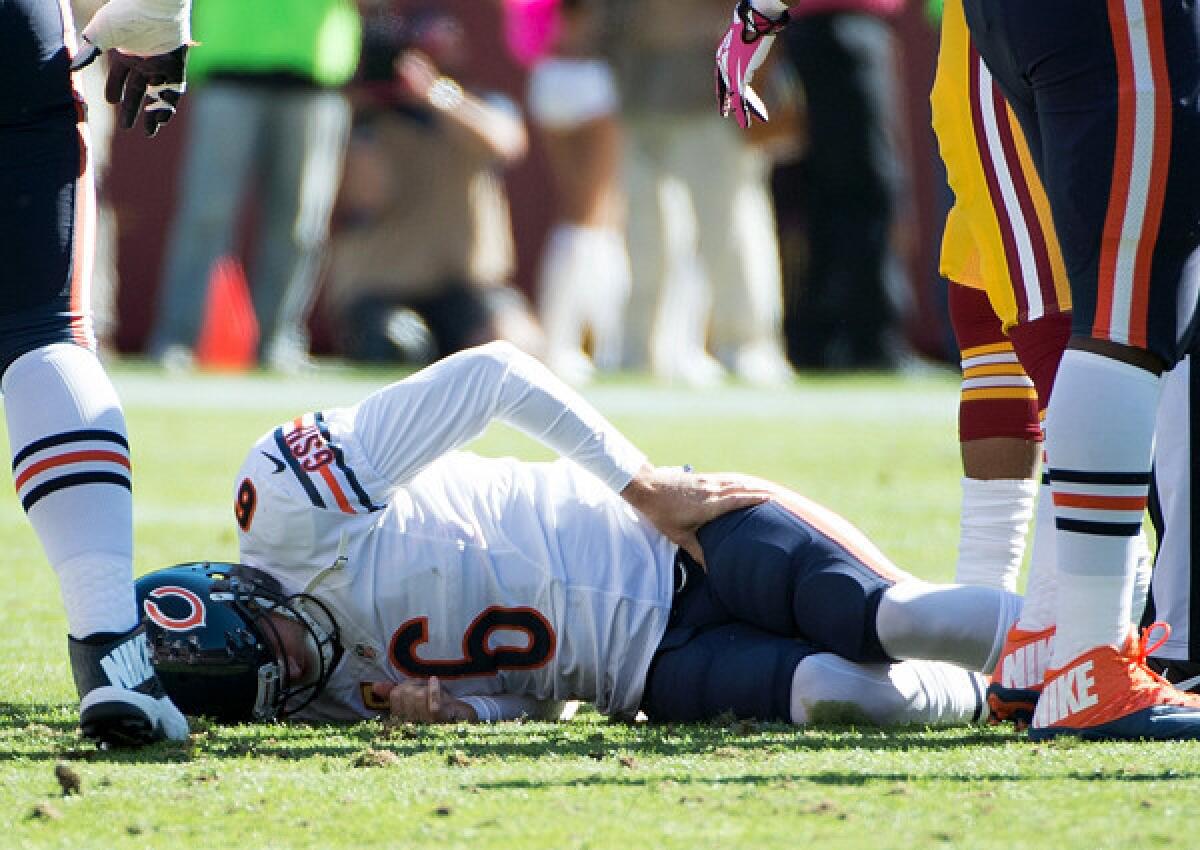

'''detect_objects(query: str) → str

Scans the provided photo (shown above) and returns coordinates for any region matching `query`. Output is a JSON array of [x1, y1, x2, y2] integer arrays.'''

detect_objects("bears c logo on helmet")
[[143, 585, 207, 631]]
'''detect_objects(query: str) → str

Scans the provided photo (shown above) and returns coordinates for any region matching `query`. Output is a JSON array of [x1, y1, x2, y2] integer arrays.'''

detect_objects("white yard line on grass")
[[111, 371, 958, 423], [133, 504, 234, 525]]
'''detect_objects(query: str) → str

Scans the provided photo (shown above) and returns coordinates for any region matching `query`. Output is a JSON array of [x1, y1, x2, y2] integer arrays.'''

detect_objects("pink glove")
[[715, 0, 790, 129]]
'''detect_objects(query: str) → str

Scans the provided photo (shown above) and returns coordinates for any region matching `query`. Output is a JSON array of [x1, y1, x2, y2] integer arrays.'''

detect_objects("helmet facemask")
[[214, 566, 343, 720]]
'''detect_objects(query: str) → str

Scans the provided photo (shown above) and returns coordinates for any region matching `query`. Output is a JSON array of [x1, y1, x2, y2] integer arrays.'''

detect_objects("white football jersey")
[[233, 343, 678, 721]]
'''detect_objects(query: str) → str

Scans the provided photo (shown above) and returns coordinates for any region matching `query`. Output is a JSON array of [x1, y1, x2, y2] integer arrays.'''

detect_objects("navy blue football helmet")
[[134, 562, 342, 722]]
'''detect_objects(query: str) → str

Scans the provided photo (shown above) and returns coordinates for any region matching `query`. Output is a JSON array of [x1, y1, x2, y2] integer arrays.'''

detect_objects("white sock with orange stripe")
[[2, 344, 137, 639], [1047, 350, 1160, 667], [1020, 476, 1153, 635]]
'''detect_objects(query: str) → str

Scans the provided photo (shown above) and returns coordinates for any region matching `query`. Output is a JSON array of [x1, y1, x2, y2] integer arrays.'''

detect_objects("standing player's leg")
[[933, 4, 1157, 723], [255, 87, 351, 371], [931, 8, 1070, 721], [948, 282, 1040, 592], [147, 81, 261, 362], [963, 296, 1080, 723], [1144, 352, 1200, 687], [619, 117, 668, 372], [932, 2, 1070, 603], [0, 1, 185, 745], [965, 0, 1200, 740], [0, 118, 186, 746], [984, 311, 1068, 722]]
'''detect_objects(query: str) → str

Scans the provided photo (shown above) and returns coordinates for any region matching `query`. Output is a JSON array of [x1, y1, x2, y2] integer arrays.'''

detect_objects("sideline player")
[[1, 0, 189, 745], [133, 342, 1019, 727], [718, 0, 1200, 739], [526, 0, 631, 384]]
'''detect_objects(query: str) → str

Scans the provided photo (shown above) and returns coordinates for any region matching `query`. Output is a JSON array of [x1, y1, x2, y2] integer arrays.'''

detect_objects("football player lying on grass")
[[135, 342, 1021, 727]]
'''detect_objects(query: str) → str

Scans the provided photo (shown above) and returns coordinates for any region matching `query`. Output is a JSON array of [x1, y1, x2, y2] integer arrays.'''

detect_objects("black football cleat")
[[68, 624, 189, 747]]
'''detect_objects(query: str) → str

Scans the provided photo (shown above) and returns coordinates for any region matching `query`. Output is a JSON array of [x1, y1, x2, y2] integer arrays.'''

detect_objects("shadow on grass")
[[342, 726, 1023, 761], [0, 702, 77, 732], [0, 705, 1023, 766], [5, 706, 1197, 787], [181, 719, 1024, 762], [469, 765, 1200, 791]]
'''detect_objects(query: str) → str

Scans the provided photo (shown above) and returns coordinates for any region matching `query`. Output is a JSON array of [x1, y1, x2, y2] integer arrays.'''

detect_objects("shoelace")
[[1135, 621, 1170, 663], [1134, 623, 1200, 695], [1132, 621, 1173, 687]]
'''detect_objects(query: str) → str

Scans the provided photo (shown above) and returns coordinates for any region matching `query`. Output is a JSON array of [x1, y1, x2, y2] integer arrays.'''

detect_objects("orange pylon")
[[195, 257, 259, 371]]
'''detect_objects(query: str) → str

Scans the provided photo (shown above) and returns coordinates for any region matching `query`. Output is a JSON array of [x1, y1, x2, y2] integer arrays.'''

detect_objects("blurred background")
[[90, 0, 948, 383]]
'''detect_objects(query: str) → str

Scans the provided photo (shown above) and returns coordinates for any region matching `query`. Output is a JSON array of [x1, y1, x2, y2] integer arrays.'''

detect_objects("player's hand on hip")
[[371, 677, 478, 724], [622, 465, 772, 566], [715, 0, 790, 129], [71, 0, 192, 137]]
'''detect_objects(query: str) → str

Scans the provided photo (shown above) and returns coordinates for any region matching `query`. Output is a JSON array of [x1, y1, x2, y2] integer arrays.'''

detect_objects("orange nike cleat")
[[1029, 623, 1200, 741], [987, 624, 1055, 727]]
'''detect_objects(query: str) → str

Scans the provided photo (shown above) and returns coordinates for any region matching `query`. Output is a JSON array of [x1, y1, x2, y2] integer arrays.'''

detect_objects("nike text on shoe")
[[1029, 623, 1200, 742], [68, 624, 189, 747], [987, 625, 1054, 727]]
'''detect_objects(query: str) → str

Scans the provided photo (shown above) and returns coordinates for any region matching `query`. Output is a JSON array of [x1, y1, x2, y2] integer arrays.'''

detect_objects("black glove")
[[70, 0, 192, 137], [103, 45, 189, 137]]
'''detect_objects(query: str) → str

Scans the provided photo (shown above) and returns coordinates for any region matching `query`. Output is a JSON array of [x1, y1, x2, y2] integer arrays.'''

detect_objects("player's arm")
[[345, 341, 769, 563], [369, 678, 567, 723], [459, 695, 572, 723], [346, 341, 646, 491], [71, 0, 192, 136], [395, 50, 528, 165], [715, 0, 791, 128]]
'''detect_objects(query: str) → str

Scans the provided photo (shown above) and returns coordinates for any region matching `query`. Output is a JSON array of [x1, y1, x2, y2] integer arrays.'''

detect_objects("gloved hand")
[[715, 0, 790, 129], [70, 0, 192, 137]]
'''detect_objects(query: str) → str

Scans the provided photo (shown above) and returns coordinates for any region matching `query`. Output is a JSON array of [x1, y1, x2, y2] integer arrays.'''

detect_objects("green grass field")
[[0, 365, 1194, 850]]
